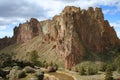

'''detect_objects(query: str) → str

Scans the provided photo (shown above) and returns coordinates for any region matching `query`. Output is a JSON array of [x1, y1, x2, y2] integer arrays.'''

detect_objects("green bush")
[[42, 61, 48, 68], [86, 66, 98, 75], [0, 53, 12, 67], [99, 62, 107, 72], [75, 61, 98, 75], [29, 50, 42, 67], [114, 55, 120, 73], [35, 61, 42, 67], [104, 65, 114, 80], [78, 66, 85, 75]]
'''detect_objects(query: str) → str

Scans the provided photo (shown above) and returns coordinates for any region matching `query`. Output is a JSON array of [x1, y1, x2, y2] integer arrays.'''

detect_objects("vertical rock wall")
[[0, 6, 119, 69]]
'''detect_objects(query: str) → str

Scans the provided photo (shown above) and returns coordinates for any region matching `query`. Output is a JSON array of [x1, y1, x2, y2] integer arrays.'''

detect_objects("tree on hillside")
[[104, 65, 114, 80], [30, 50, 40, 66]]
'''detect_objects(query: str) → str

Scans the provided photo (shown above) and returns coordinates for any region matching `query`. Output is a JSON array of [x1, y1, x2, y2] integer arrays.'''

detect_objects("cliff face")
[[13, 18, 42, 43], [0, 6, 119, 69], [45, 6, 119, 68]]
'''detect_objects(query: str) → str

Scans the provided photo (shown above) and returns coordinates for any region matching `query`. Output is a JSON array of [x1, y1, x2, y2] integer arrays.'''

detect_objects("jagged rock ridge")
[[13, 18, 43, 43], [0, 6, 120, 69], [0, 36, 12, 50]]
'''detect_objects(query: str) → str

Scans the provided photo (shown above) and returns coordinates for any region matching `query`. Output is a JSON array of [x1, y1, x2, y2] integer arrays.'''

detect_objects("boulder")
[[9, 68, 18, 80], [12, 66, 21, 70], [9, 66, 26, 80], [23, 66, 35, 73], [46, 66, 56, 72], [35, 70, 44, 80]]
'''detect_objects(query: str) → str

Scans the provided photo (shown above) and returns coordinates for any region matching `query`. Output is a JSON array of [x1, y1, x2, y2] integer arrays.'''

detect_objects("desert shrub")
[[14, 60, 34, 68], [104, 65, 114, 80], [86, 66, 98, 75], [75, 61, 98, 75], [29, 50, 42, 67], [42, 60, 48, 68], [99, 62, 107, 72], [29, 50, 43, 67], [78, 66, 85, 75], [0, 53, 12, 67], [114, 55, 120, 73], [34, 61, 42, 67]]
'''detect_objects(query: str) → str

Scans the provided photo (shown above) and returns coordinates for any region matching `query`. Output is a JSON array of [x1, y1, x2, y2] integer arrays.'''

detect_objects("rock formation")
[[0, 36, 12, 50], [13, 18, 42, 43], [42, 6, 119, 68], [0, 6, 120, 69]]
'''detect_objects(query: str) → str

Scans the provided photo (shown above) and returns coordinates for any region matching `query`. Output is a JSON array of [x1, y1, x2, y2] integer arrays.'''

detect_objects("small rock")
[[12, 66, 21, 70]]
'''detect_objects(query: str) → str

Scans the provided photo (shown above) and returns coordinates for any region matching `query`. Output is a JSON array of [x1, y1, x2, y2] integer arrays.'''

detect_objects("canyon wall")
[[0, 6, 119, 69]]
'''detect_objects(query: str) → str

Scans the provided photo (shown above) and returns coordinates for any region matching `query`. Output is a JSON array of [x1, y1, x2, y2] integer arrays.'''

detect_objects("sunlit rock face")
[[48, 6, 119, 68], [0, 6, 119, 69], [13, 18, 43, 43]]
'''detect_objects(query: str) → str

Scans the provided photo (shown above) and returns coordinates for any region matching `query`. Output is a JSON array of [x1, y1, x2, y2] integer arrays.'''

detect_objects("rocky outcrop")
[[0, 6, 120, 69], [13, 18, 42, 43], [42, 6, 120, 69], [0, 36, 12, 50]]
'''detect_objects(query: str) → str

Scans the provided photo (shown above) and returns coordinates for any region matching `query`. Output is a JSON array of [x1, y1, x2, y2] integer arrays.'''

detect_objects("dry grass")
[[58, 68, 120, 80], [0, 36, 64, 67]]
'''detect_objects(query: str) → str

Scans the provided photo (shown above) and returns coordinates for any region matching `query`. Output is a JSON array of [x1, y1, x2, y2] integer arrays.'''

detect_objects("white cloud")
[[0, 0, 120, 38], [0, 25, 7, 30], [0, 31, 12, 38], [110, 21, 120, 28], [103, 9, 111, 14]]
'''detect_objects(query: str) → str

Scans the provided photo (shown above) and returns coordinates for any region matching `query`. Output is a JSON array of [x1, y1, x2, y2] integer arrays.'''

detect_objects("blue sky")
[[0, 0, 120, 38]]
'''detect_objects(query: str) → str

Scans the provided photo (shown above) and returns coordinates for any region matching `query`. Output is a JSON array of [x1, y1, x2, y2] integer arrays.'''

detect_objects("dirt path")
[[48, 72, 74, 80]]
